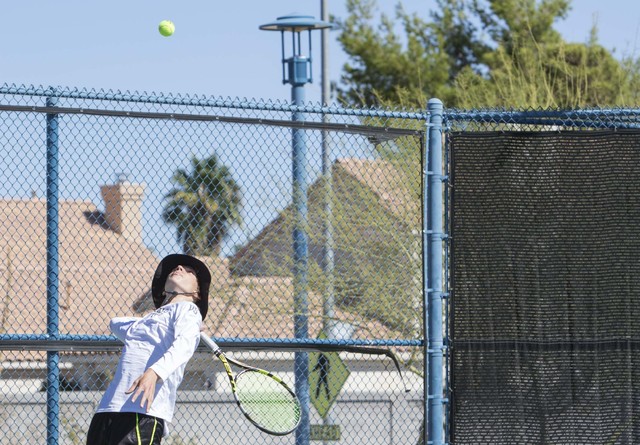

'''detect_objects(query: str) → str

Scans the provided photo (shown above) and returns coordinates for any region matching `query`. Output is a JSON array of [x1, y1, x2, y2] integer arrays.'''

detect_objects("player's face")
[[164, 265, 198, 295]]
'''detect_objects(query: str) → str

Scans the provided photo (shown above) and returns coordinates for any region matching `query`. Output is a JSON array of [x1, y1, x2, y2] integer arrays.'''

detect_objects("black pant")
[[86, 412, 164, 445]]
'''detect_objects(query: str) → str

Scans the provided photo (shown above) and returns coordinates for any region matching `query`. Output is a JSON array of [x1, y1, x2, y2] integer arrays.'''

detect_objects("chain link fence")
[[0, 85, 428, 444]]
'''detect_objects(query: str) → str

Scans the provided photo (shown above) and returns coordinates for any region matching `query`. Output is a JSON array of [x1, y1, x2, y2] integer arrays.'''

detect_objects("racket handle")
[[200, 332, 221, 354]]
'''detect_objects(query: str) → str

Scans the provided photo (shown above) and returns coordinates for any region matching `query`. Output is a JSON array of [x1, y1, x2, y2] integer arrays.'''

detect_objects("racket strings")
[[235, 371, 301, 434]]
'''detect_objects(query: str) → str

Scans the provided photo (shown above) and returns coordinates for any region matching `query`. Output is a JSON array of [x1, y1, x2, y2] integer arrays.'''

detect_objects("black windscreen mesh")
[[449, 130, 640, 445]]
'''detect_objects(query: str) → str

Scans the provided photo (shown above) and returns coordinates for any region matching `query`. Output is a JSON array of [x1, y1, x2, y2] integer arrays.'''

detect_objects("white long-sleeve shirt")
[[96, 301, 202, 426]]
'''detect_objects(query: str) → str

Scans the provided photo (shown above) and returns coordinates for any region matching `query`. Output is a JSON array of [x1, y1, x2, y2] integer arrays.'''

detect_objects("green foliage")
[[231, 162, 423, 336], [430, 0, 493, 78], [456, 39, 640, 108], [163, 154, 242, 256], [477, 0, 570, 49], [335, 0, 640, 109], [335, 0, 452, 106], [323, 174, 419, 335]]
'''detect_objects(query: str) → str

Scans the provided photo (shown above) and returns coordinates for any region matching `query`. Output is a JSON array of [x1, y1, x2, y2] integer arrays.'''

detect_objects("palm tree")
[[162, 154, 242, 256]]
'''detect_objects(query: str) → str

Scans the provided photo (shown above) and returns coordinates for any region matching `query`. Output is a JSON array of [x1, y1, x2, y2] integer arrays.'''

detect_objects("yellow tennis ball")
[[158, 20, 175, 37]]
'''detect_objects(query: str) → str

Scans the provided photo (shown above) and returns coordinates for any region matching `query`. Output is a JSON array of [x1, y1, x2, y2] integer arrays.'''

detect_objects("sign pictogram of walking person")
[[313, 353, 331, 400], [309, 333, 350, 419]]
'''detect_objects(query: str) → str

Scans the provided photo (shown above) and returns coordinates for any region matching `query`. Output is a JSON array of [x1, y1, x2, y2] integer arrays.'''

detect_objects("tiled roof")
[[229, 158, 419, 277], [1, 157, 416, 362], [131, 257, 398, 340], [0, 196, 396, 342], [226, 159, 420, 338], [204, 275, 398, 340], [334, 158, 419, 226], [0, 198, 159, 337]]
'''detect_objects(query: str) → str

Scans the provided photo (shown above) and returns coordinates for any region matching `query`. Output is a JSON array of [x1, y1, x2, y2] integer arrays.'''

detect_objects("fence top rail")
[[0, 83, 431, 121], [0, 334, 421, 345], [0, 104, 423, 142], [0, 335, 422, 352], [444, 107, 640, 128]]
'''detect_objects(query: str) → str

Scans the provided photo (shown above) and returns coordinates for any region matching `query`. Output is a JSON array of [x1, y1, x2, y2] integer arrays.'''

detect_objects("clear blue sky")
[[1, 0, 639, 106]]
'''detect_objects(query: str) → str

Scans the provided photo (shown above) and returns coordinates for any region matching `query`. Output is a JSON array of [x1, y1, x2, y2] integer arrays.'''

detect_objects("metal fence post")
[[320, 0, 337, 439], [292, 82, 311, 445], [426, 98, 444, 445], [45, 93, 60, 445]]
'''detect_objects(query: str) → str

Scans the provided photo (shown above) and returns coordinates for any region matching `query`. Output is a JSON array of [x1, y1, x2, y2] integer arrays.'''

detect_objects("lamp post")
[[260, 15, 332, 445]]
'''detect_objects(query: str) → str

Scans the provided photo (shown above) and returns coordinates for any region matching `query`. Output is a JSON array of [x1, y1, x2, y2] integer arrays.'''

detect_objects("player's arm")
[[126, 368, 162, 411]]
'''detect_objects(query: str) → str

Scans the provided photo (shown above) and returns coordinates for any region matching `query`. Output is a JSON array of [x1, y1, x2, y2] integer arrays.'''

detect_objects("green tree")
[[335, 0, 640, 109], [475, 0, 570, 49], [455, 2, 640, 108], [456, 37, 640, 108], [163, 154, 241, 256], [335, 0, 452, 106]]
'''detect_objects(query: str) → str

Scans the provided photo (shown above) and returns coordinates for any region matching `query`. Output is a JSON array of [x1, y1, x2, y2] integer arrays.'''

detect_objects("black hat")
[[151, 254, 211, 319]]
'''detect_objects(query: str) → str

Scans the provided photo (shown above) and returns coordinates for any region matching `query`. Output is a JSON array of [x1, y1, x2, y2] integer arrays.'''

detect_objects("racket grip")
[[200, 332, 221, 353]]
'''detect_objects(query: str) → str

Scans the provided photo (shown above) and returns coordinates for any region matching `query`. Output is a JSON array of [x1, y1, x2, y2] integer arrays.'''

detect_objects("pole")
[[45, 94, 60, 445], [320, 0, 335, 340], [321, 0, 330, 107], [292, 79, 310, 445], [320, 1, 336, 441], [320, 0, 334, 334], [426, 98, 444, 445]]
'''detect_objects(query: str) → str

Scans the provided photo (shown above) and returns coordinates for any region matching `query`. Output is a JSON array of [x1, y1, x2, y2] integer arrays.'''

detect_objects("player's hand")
[[126, 368, 160, 411]]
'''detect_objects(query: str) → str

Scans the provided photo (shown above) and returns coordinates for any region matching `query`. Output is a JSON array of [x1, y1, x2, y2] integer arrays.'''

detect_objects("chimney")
[[101, 175, 146, 243]]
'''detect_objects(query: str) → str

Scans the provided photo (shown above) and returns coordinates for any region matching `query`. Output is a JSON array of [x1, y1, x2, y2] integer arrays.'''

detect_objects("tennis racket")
[[199, 333, 302, 436]]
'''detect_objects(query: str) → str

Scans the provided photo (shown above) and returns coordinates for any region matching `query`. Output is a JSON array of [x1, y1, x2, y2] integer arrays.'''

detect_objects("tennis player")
[[86, 254, 211, 445]]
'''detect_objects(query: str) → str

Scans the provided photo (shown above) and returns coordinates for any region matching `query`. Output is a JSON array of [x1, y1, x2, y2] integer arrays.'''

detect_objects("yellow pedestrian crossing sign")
[[309, 332, 350, 418]]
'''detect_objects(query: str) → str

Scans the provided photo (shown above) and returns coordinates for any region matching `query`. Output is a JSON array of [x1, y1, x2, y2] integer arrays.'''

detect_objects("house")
[[229, 158, 422, 338], [0, 181, 157, 339], [0, 180, 159, 392], [1, 158, 419, 390], [129, 158, 419, 342], [230, 158, 419, 277], [1, 162, 421, 445]]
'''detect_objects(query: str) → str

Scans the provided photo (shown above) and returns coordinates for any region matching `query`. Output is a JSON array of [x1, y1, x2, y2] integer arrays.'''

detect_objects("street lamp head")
[[259, 15, 333, 86], [259, 14, 333, 32]]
